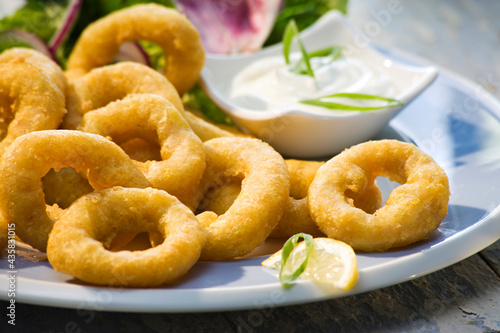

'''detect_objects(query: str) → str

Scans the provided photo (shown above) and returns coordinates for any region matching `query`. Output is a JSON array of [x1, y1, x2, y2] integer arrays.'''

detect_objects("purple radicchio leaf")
[[175, 0, 284, 54]]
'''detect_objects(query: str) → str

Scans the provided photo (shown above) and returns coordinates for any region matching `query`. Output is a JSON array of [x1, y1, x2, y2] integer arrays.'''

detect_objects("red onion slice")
[[175, 0, 284, 54], [0, 29, 55, 61], [48, 0, 83, 52], [116, 41, 151, 66]]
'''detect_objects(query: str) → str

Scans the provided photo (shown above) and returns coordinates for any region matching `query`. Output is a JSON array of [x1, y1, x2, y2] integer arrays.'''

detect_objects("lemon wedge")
[[262, 237, 359, 290]]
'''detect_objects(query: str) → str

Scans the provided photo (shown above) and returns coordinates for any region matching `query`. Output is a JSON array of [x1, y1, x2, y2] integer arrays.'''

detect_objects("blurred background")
[[348, 0, 500, 100]]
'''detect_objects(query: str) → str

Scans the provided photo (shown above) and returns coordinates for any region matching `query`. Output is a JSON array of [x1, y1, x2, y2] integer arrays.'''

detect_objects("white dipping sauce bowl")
[[200, 11, 437, 158]]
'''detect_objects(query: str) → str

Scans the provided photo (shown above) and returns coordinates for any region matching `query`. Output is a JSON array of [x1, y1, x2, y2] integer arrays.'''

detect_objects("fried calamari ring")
[[202, 160, 324, 238], [270, 159, 325, 238], [308, 139, 450, 252], [0, 47, 67, 94], [47, 187, 205, 287], [200, 156, 383, 238], [119, 138, 161, 162], [353, 181, 384, 215], [0, 221, 7, 252], [78, 94, 205, 207], [0, 63, 66, 156], [183, 111, 250, 142], [194, 137, 290, 261], [66, 4, 204, 95], [63, 62, 183, 129], [201, 181, 241, 216], [42, 167, 94, 209], [202, 158, 382, 238], [0, 130, 150, 252]]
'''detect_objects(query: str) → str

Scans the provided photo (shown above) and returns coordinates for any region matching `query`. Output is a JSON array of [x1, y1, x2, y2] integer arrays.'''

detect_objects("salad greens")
[[0, 0, 342, 66], [0, 0, 66, 43], [0, 0, 66, 53], [182, 84, 234, 126], [0, 0, 174, 65], [0, 0, 351, 122]]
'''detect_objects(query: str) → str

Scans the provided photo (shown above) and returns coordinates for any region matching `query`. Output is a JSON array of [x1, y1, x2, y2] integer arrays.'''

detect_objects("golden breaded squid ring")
[[66, 4, 204, 95], [202, 160, 324, 238], [0, 221, 7, 252], [42, 167, 94, 209], [63, 62, 184, 129], [270, 159, 326, 238], [273, 176, 381, 238], [0, 130, 150, 252], [194, 137, 290, 261], [126, 110, 246, 152], [203, 158, 382, 238], [47, 187, 205, 287], [0, 47, 67, 94], [78, 94, 205, 207], [0, 63, 66, 156], [201, 181, 241, 216], [183, 111, 250, 142], [119, 138, 161, 162], [283, 158, 383, 222], [308, 140, 450, 252], [114, 109, 238, 162]]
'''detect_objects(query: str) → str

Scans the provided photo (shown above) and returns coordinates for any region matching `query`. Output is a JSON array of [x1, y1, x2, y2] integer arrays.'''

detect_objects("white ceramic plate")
[[201, 11, 437, 158], [1, 50, 500, 313]]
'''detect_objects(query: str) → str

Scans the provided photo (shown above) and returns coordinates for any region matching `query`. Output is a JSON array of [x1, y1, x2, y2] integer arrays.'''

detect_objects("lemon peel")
[[262, 237, 359, 290]]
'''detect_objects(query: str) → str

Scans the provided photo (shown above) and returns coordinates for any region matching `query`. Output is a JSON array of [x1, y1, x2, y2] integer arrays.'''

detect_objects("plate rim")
[[1, 48, 500, 313]]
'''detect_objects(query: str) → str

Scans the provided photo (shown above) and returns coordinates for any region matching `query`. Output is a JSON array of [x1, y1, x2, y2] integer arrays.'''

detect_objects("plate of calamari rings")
[[0, 4, 499, 312]]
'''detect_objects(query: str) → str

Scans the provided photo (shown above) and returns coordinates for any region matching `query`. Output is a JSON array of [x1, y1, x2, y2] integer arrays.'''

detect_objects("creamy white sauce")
[[228, 53, 398, 115]]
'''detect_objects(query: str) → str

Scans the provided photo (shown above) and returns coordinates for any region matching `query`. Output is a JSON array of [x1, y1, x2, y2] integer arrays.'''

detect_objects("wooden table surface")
[[1, 0, 500, 332]]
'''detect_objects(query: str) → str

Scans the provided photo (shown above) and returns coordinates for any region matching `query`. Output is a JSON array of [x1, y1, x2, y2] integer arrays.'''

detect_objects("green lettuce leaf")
[[0, 0, 348, 125], [0, 0, 67, 52], [182, 84, 234, 125]]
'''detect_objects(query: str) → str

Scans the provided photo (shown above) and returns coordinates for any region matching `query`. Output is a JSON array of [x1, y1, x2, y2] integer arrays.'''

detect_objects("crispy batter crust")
[[0, 47, 67, 94], [79, 94, 205, 207], [308, 139, 450, 252], [193, 137, 290, 261], [66, 4, 204, 95], [0, 63, 66, 156], [47, 187, 205, 287], [63, 62, 184, 129], [0, 130, 150, 252]]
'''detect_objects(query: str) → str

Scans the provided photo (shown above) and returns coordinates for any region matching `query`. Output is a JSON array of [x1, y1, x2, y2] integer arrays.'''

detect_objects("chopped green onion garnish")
[[282, 20, 401, 112], [300, 93, 404, 111], [307, 46, 343, 60], [280, 233, 314, 288], [282, 20, 295, 65], [282, 19, 315, 78], [291, 46, 343, 75]]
